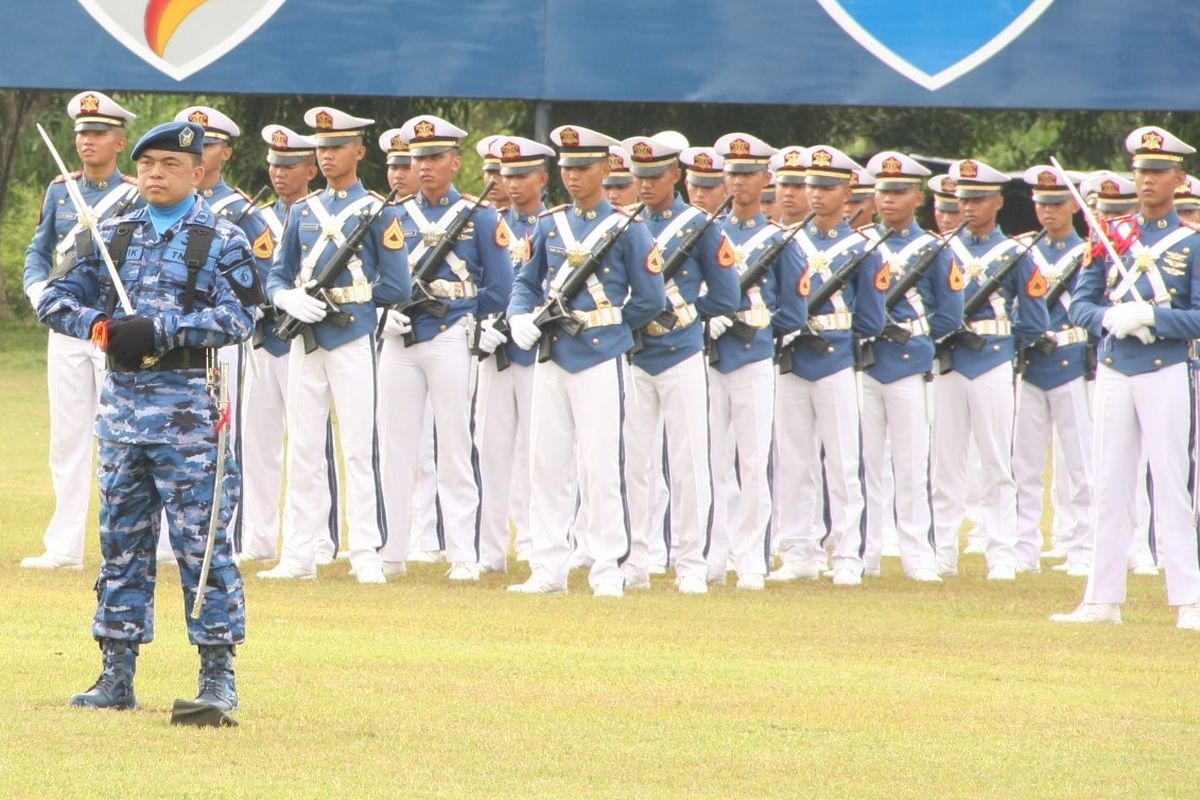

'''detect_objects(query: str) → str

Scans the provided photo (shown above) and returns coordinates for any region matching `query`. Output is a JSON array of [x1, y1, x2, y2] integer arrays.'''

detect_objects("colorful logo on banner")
[[816, 0, 1055, 91], [77, 0, 285, 81]]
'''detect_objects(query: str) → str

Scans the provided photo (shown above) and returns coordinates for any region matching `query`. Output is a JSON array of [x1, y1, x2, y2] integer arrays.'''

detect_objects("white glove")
[[26, 280, 46, 309], [508, 313, 541, 350], [274, 287, 326, 324], [707, 315, 733, 339], [1131, 326, 1157, 345], [380, 309, 412, 339], [477, 319, 507, 354], [1104, 303, 1156, 339]]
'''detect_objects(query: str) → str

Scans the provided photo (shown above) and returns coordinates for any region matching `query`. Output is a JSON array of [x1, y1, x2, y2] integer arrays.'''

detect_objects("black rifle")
[[275, 188, 399, 353], [628, 196, 735, 359], [531, 202, 647, 364], [377, 180, 496, 345], [704, 211, 814, 367], [227, 185, 270, 225], [776, 224, 897, 374], [1025, 245, 1087, 357], [879, 220, 969, 345], [934, 228, 1048, 374]]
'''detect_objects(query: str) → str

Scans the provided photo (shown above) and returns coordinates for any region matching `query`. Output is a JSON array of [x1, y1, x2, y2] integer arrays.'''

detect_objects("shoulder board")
[[53, 170, 83, 184], [1012, 230, 1039, 242], [368, 190, 386, 201], [297, 189, 321, 204], [122, 175, 137, 185], [854, 223, 875, 234], [256, 200, 275, 210], [461, 193, 491, 207], [394, 193, 415, 205], [1183, 219, 1200, 232], [539, 203, 569, 218], [623, 202, 642, 215]]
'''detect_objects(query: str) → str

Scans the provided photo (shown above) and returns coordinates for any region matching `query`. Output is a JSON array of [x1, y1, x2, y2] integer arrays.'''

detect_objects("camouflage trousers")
[[94, 439, 246, 646]]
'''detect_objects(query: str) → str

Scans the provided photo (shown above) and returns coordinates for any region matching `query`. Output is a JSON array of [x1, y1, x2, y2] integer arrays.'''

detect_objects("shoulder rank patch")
[[948, 260, 965, 291], [645, 245, 664, 275], [798, 266, 811, 297], [873, 261, 890, 292], [717, 233, 736, 269], [1026, 265, 1049, 298], [252, 228, 275, 260], [382, 217, 405, 251], [539, 203, 568, 218], [494, 218, 512, 248], [53, 170, 83, 185]]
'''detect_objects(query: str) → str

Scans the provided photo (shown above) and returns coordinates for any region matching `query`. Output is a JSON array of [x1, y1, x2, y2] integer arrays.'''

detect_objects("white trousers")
[[623, 353, 712, 582], [475, 358, 534, 571], [238, 346, 339, 559], [40, 331, 103, 559], [931, 363, 1019, 570], [407, 407, 443, 554], [1085, 363, 1200, 606], [775, 368, 866, 574], [527, 358, 630, 589], [278, 336, 385, 573], [861, 372, 936, 574], [378, 321, 479, 564], [1013, 377, 1093, 568], [707, 359, 775, 578]]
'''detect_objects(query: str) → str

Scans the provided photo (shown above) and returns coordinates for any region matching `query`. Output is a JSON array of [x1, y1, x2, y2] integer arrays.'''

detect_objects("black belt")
[[107, 347, 214, 372]]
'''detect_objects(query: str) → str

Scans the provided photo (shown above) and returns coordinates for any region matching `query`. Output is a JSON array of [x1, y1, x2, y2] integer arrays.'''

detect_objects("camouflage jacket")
[[37, 195, 256, 445]]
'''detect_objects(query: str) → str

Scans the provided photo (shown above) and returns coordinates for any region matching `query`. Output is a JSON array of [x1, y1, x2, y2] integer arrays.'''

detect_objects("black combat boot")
[[68, 638, 138, 710], [195, 645, 237, 712]]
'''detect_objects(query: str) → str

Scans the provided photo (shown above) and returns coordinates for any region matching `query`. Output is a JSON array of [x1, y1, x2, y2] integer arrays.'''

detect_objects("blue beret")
[[131, 121, 205, 160]]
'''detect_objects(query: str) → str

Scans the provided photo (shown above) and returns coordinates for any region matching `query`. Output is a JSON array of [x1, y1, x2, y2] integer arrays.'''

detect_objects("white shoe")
[[677, 575, 709, 595], [863, 566, 881, 578], [382, 560, 407, 577], [963, 539, 987, 555], [1041, 545, 1068, 560], [446, 562, 481, 581], [1015, 561, 1041, 574], [507, 577, 566, 594], [236, 550, 274, 564], [515, 545, 531, 563], [908, 568, 942, 583], [881, 542, 901, 558], [20, 552, 83, 570], [257, 563, 317, 580], [1176, 604, 1200, 631], [407, 550, 445, 564], [356, 563, 387, 584], [593, 580, 624, 598], [315, 552, 335, 567], [1050, 562, 1069, 572], [156, 550, 176, 565], [567, 554, 593, 570], [707, 572, 727, 586], [767, 561, 820, 582], [1049, 603, 1122, 624], [987, 564, 1017, 581], [648, 563, 667, 576], [1066, 563, 1091, 578], [736, 574, 765, 591], [1131, 563, 1159, 576], [479, 563, 506, 575], [936, 560, 958, 577], [832, 569, 862, 586], [625, 577, 651, 591]]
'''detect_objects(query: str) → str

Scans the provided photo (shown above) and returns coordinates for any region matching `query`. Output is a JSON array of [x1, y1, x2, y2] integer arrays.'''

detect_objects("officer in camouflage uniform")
[[37, 121, 259, 713]]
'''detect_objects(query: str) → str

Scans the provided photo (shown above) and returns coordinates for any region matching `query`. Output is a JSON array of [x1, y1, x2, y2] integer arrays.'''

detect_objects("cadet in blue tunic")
[[22, 90, 140, 572], [706, 133, 807, 590], [680, 147, 728, 216], [237, 124, 341, 565], [263, 106, 411, 585], [505, 124, 665, 597], [771, 145, 886, 587], [858, 151, 960, 583], [39, 121, 257, 713], [616, 132, 740, 594], [375, 115, 513, 582], [474, 136, 555, 570], [1053, 127, 1200, 629], [1011, 166, 1094, 577], [932, 159, 1050, 580]]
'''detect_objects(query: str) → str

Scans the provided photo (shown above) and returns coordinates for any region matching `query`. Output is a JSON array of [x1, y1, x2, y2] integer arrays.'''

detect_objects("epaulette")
[[622, 202, 642, 215], [52, 170, 83, 184], [461, 193, 492, 207], [256, 199, 275, 210], [539, 203, 568, 218], [295, 189, 321, 205], [1183, 219, 1200, 232], [368, 189, 387, 202], [122, 175, 137, 184], [393, 193, 414, 206], [1013, 230, 1039, 242], [854, 223, 875, 234]]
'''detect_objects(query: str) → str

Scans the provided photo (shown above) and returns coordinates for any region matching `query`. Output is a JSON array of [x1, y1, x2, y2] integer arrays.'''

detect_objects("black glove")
[[106, 315, 158, 368]]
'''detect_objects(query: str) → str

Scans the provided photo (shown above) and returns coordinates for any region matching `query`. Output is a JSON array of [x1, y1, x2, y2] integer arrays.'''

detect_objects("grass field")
[[1, 319, 1198, 799]]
